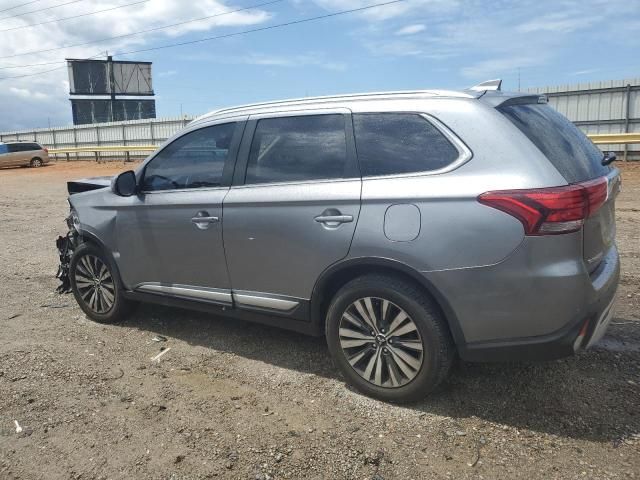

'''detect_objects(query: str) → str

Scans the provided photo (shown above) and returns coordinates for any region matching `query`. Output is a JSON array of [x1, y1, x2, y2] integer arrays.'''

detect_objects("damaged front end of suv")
[[55, 176, 113, 294], [55, 209, 80, 294]]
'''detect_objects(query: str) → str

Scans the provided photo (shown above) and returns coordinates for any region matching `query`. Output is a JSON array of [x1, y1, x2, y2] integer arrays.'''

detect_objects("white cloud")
[[308, 0, 457, 21], [182, 51, 348, 71], [460, 56, 543, 80], [158, 70, 178, 77], [9, 87, 50, 100], [395, 24, 426, 35], [517, 13, 599, 34], [0, 0, 274, 130], [243, 53, 347, 71]]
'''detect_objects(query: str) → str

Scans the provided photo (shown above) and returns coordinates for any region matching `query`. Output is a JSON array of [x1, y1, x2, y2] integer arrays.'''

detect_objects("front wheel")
[[69, 243, 134, 323], [326, 275, 455, 403]]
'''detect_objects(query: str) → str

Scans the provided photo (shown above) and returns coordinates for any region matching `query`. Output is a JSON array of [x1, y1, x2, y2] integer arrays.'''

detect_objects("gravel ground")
[[0, 161, 638, 480]]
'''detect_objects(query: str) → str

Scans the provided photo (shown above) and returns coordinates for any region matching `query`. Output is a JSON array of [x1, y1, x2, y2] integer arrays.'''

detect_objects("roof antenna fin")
[[469, 79, 502, 92]]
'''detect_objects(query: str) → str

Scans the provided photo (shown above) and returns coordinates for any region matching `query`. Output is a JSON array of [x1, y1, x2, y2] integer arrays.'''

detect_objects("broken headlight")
[[68, 208, 81, 232]]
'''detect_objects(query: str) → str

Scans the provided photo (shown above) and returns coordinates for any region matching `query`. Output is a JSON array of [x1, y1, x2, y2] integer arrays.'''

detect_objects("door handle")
[[314, 214, 353, 224], [191, 216, 219, 224], [191, 211, 219, 230]]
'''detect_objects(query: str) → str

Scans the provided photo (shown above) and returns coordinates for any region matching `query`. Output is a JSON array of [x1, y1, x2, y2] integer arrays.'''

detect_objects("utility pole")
[[107, 54, 116, 122]]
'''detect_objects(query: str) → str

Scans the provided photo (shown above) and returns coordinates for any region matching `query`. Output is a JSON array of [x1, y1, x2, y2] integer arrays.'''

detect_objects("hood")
[[67, 176, 113, 195]]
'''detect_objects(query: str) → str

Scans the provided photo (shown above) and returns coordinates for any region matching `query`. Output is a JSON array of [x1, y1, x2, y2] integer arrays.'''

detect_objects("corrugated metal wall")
[[0, 115, 194, 160], [527, 78, 640, 159]]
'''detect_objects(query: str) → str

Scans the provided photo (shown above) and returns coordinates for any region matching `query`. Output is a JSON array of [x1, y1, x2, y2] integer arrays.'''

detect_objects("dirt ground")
[[0, 160, 638, 480]]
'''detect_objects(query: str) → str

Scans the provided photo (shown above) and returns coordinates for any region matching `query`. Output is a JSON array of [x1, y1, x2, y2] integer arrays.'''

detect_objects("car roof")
[[192, 84, 540, 123], [194, 89, 479, 122]]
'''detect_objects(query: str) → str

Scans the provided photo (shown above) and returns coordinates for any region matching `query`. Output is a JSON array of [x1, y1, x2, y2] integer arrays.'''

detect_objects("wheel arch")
[[310, 257, 466, 346], [75, 230, 126, 290]]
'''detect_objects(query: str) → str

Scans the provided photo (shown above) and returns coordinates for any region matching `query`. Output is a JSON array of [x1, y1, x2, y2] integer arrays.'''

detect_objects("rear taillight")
[[44, 148, 48, 153], [478, 176, 608, 235]]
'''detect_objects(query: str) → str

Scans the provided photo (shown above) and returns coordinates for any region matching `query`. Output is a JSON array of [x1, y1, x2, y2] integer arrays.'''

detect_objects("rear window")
[[353, 113, 460, 177], [498, 103, 609, 183]]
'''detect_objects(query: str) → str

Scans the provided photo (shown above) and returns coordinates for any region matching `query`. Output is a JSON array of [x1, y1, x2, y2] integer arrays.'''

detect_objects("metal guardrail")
[[49, 145, 159, 162], [587, 133, 640, 145], [46, 133, 640, 162], [48, 145, 158, 153]]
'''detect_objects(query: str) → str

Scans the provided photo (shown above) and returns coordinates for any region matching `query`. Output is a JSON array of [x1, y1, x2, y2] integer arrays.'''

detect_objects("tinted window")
[[0, 144, 7, 154], [142, 123, 235, 192], [353, 113, 460, 177], [246, 114, 348, 184], [8, 143, 40, 152], [498, 103, 609, 183]]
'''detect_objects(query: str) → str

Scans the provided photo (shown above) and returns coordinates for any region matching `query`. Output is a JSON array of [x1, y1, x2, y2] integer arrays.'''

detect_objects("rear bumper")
[[456, 245, 620, 362]]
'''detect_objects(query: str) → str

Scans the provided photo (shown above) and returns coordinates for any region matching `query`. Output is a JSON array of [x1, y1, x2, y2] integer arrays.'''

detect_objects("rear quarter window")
[[353, 113, 460, 177], [498, 103, 610, 183]]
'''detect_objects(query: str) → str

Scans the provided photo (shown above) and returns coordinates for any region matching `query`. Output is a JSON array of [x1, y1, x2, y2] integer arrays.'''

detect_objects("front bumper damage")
[[55, 214, 78, 294]]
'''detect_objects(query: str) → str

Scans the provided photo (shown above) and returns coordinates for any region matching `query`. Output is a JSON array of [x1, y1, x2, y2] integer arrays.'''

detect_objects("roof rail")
[[469, 79, 502, 92]]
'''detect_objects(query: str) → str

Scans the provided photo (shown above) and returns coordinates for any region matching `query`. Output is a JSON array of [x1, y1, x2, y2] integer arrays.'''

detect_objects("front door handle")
[[191, 211, 219, 230], [314, 214, 353, 224]]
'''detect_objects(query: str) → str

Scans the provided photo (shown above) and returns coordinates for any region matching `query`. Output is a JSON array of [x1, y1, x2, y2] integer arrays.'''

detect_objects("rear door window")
[[498, 103, 610, 183], [245, 114, 349, 184], [353, 113, 460, 177], [142, 123, 236, 192]]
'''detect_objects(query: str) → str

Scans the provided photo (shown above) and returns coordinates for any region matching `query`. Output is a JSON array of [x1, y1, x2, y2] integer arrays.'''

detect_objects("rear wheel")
[[30, 157, 43, 167], [70, 243, 134, 323], [326, 275, 454, 403]]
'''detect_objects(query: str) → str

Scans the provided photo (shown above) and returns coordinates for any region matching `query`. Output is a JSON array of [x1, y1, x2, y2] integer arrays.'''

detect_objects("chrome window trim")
[[229, 176, 360, 190], [141, 185, 230, 195]]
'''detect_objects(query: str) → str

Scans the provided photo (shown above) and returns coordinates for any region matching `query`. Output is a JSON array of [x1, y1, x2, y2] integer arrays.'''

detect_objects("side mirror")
[[112, 170, 137, 197]]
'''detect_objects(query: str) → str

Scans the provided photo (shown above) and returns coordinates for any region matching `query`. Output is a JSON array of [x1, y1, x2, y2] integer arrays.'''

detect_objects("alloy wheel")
[[74, 254, 115, 314], [338, 297, 424, 388]]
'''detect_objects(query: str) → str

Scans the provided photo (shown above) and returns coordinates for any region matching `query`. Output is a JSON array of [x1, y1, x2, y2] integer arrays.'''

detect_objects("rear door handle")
[[314, 214, 353, 224]]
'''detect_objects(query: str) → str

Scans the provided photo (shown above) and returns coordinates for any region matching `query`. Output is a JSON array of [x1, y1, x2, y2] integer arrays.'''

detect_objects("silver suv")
[[58, 81, 620, 402], [0, 141, 49, 168]]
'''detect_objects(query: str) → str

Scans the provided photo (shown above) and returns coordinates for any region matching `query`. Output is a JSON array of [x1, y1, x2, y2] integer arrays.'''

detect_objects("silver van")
[[58, 80, 620, 402], [0, 141, 49, 168]]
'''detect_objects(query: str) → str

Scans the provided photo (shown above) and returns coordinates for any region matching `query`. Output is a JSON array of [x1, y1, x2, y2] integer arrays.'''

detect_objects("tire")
[[69, 242, 134, 323], [30, 157, 43, 167], [326, 274, 455, 403]]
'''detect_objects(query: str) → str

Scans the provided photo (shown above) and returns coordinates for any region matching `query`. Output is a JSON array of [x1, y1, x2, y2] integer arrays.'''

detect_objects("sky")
[[0, 0, 639, 131]]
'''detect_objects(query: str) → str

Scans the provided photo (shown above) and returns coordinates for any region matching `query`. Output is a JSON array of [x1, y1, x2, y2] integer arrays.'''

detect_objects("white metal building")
[[527, 78, 640, 160]]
